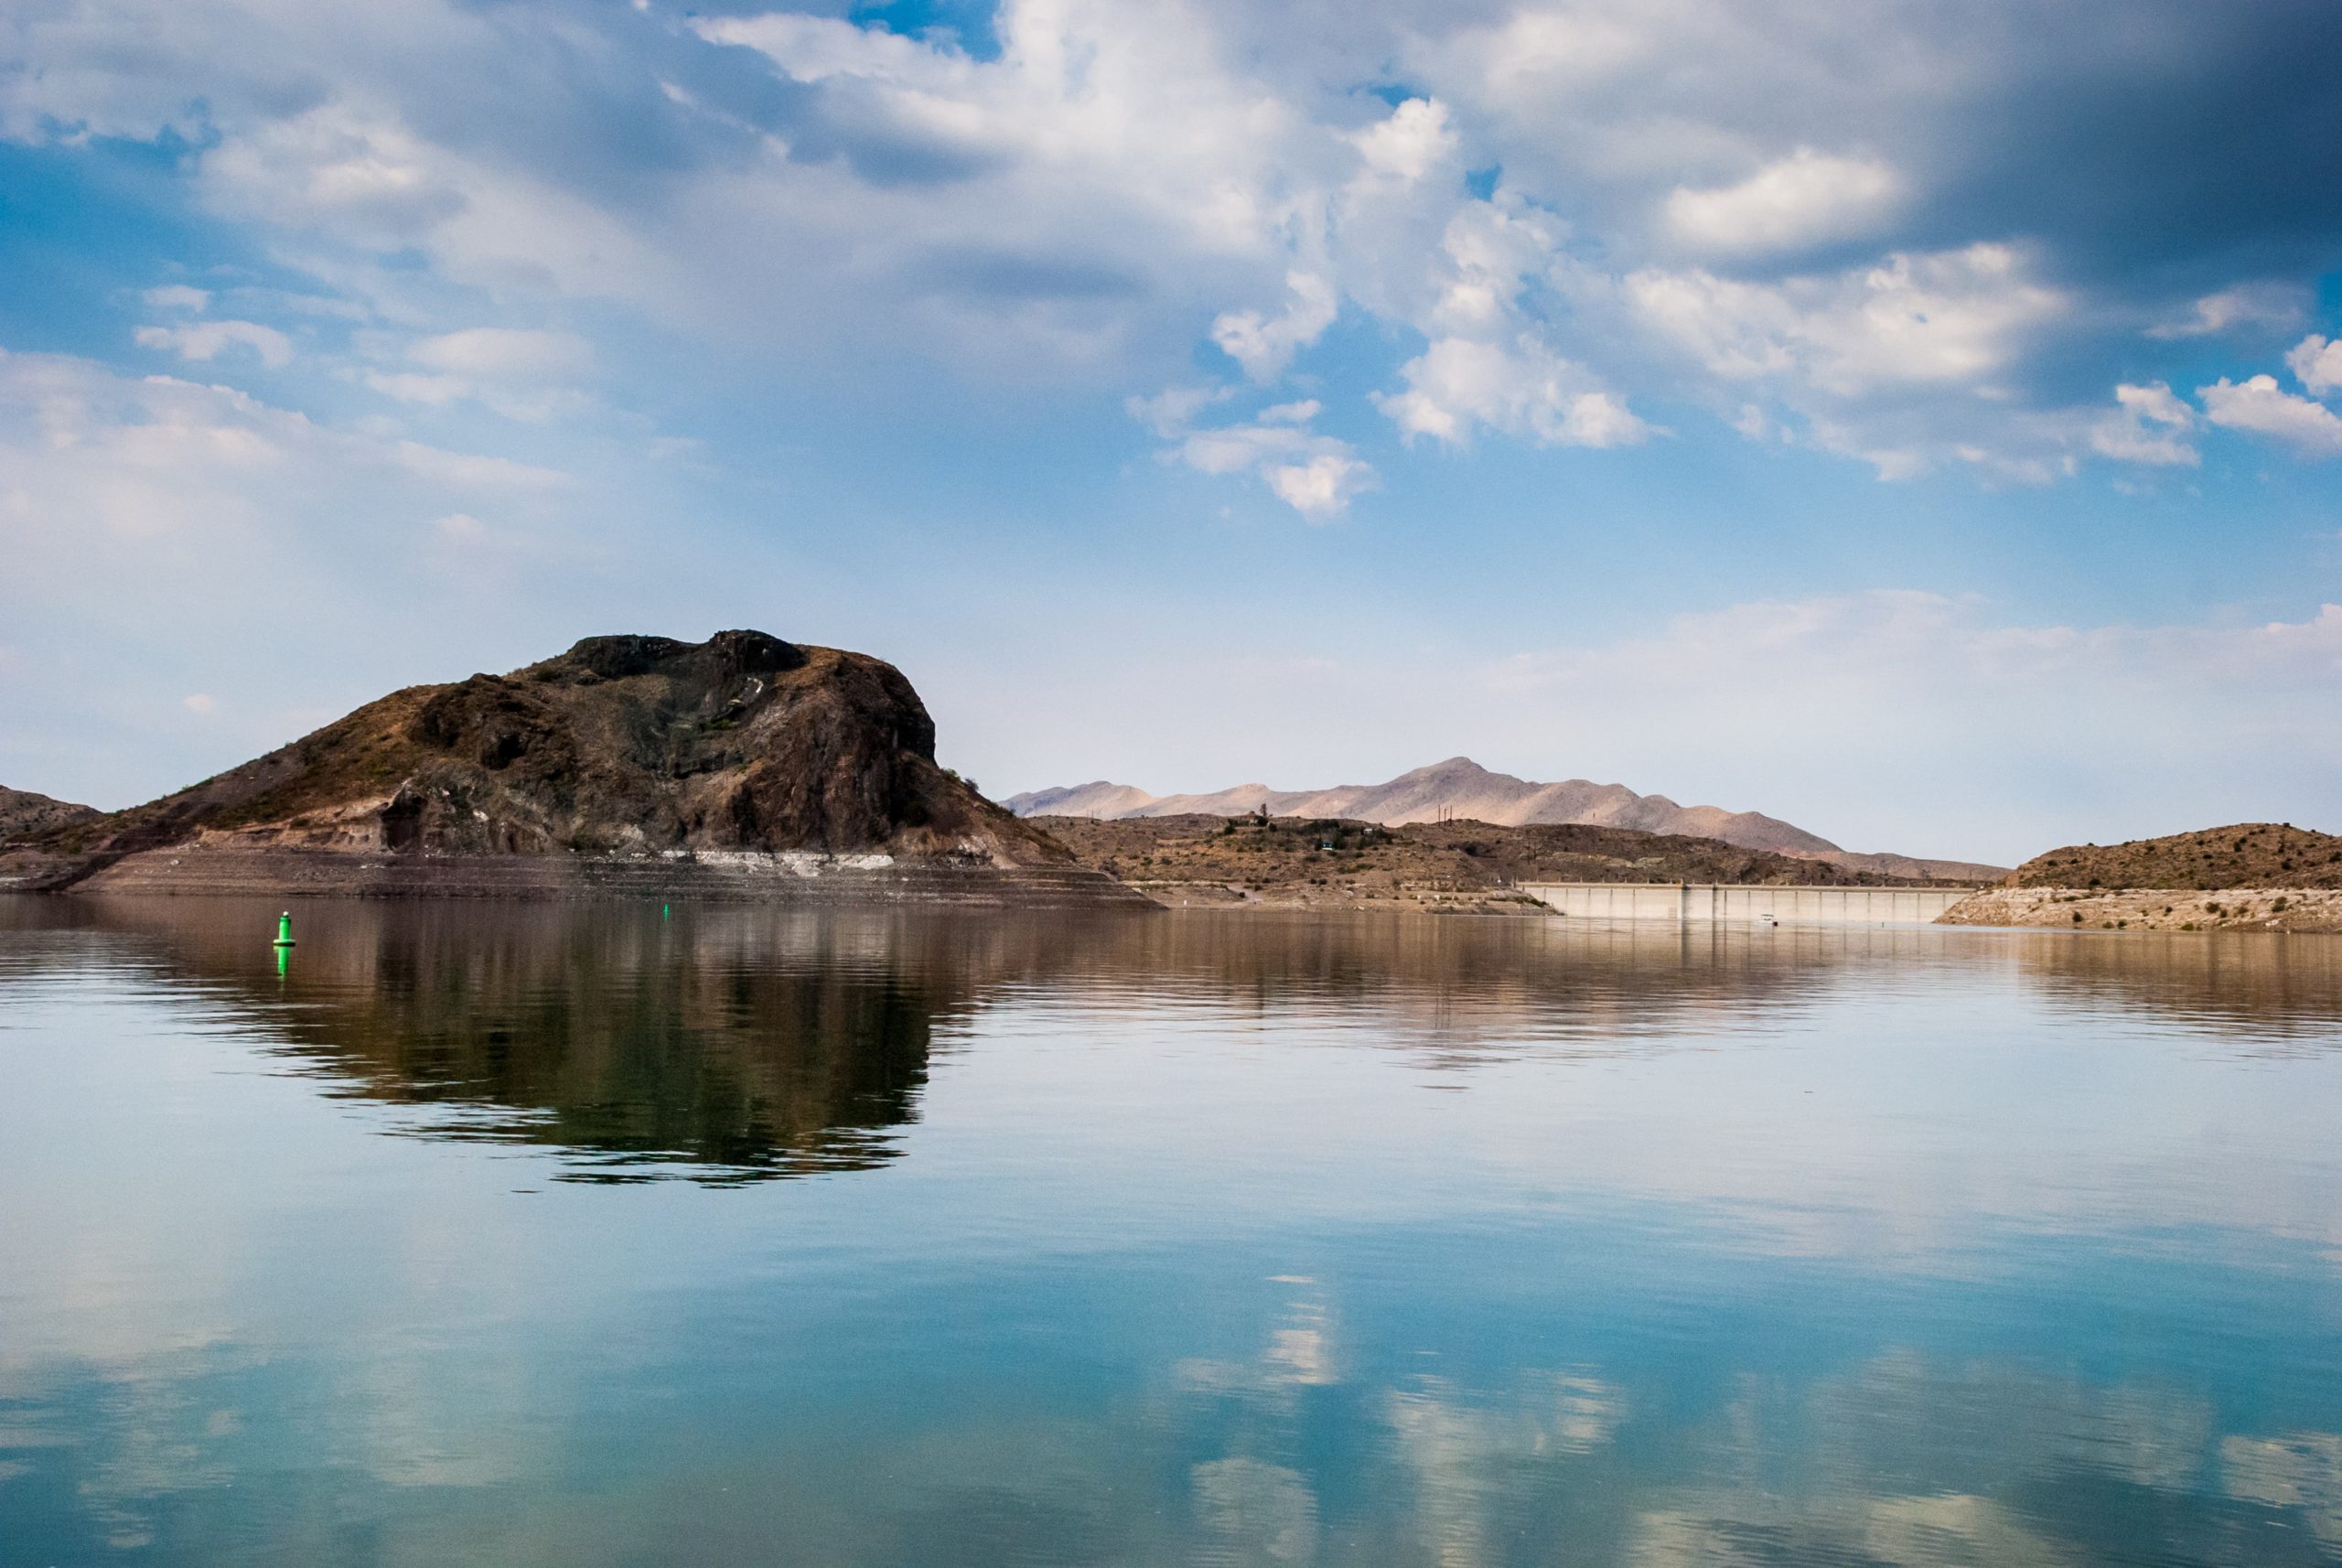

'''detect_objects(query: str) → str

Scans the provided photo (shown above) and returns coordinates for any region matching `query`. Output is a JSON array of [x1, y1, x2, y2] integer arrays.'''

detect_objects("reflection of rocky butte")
[[48, 899, 1077, 1183]]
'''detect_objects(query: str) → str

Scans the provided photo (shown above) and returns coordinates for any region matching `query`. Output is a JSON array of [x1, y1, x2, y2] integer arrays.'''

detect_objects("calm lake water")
[[3, 897, 2340, 1567]]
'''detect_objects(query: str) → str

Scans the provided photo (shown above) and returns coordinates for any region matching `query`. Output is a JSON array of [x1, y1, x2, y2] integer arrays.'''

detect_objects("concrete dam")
[[1520, 882, 1973, 926]]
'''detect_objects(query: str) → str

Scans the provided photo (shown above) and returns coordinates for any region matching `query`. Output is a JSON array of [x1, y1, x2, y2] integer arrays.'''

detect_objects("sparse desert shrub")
[[2273, 897, 2290, 912], [2072, 912, 2084, 923]]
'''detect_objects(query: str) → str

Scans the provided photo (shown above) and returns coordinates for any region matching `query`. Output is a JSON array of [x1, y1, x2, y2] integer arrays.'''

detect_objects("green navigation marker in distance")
[[274, 911, 296, 948]]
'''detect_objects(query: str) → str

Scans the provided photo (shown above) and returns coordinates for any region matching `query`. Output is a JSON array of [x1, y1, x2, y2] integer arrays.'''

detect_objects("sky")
[[2, 0, 2340, 863]]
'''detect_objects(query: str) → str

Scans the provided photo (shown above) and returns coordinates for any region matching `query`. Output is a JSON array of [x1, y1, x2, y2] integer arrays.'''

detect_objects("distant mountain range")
[[1007, 757, 2007, 882]]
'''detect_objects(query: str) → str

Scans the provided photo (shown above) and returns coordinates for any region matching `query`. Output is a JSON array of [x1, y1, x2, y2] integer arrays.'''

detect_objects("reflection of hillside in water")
[[2008, 929, 2342, 1047], [14, 900, 2342, 1183], [1039, 914, 1903, 1060], [27, 900, 1087, 1185]]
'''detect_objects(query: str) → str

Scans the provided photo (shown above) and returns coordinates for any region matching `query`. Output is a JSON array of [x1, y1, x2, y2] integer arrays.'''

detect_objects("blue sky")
[[3, 0, 2341, 861]]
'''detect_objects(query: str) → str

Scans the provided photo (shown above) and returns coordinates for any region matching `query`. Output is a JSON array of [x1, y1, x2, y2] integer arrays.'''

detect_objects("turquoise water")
[[2, 897, 2339, 1566]]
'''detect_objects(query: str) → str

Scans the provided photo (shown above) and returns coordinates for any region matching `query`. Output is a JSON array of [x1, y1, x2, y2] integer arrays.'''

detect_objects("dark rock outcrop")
[[12, 632, 1134, 905]]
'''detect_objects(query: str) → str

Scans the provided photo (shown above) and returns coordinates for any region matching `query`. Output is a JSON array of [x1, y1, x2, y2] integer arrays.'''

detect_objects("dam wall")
[[1521, 882, 1973, 926]]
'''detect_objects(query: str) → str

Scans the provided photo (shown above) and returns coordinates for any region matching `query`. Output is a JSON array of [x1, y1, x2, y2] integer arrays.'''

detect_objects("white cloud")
[[0, 350, 566, 550], [1165, 406, 1374, 519], [1210, 271, 1338, 382], [2090, 381, 2197, 467], [1378, 336, 1653, 449], [201, 103, 671, 306], [1632, 243, 2064, 397], [141, 285, 210, 312], [2287, 334, 2342, 397], [356, 328, 597, 421], [3, 0, 2337, 500], [1664, 148, 1900, 257], [179, 693, 216, 714], [2198, 374, 2342, 457], [1263, 451, 1373, 518], [133, 319, 294, 369], [0, 345, 598, 803], [2147, 282, 2308, 339], [1124, 383, 1231, 437], [1348, 95, 1456, 185], [410, 328, 594, 379]]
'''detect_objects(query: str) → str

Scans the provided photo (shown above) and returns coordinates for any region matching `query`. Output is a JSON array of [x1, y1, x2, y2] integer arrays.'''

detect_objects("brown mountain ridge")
[[1008, 757, 2004, 881]]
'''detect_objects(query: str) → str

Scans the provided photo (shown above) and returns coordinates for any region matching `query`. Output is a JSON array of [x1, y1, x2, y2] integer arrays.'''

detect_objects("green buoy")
[[273, 910, 296, 948]]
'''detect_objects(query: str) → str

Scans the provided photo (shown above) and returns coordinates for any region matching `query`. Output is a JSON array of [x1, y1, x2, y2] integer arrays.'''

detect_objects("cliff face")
[[22, 631, 1078, 889]]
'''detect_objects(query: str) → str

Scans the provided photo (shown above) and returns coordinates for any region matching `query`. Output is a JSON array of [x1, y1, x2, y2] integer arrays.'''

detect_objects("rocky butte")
[[1, 631, 1146, 908]]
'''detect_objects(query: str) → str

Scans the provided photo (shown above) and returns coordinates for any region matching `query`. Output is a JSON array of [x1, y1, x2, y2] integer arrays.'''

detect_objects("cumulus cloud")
[[1125, 383, 1232, 438], [1633, 243, 2064, 397], [2198, 375, 2342, 458], [2288, 334, 2342, 397], [1379, 336, 1652, 449], [133, 319, 295, 369], [1145, 390, 1374, 519], [3, 0, 2342, 506], [1174, 420, 1375, 520], [1664, 148, 1901, 257], [1210, 272, 1338, 382], [2090, 381, 2197, 467]]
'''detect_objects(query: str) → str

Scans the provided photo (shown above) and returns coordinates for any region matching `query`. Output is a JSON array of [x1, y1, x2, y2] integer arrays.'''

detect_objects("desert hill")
[[1935, 821, 2342, 931], [1036, 812, 1983, 914], [1009, 757, 2004, 881], [0, 786, 95, 843], [2006, 822, 2342, 890], [12, 631, 1137, 906]]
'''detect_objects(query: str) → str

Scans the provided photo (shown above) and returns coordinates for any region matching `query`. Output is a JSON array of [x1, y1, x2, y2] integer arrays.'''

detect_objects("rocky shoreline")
[[1939, 886, 2342, 932], [5, 841, 1151, 908]]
